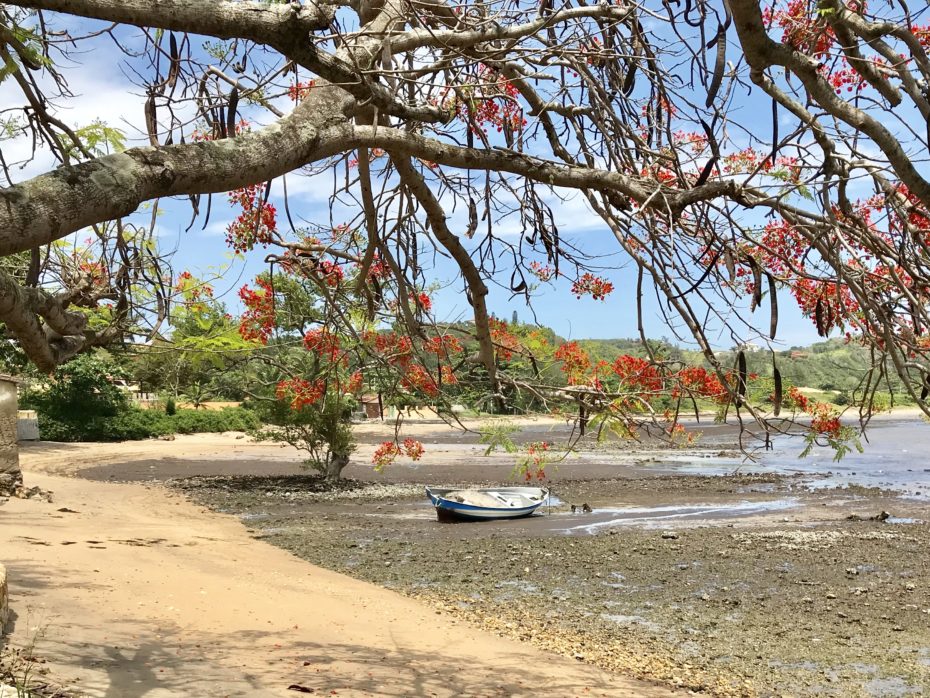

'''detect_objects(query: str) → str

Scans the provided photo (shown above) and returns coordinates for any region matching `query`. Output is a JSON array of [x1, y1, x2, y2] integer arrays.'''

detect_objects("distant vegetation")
[[15, 323, 913, 445], [21, 354, 259, 442], [576, 336, 913, 407]]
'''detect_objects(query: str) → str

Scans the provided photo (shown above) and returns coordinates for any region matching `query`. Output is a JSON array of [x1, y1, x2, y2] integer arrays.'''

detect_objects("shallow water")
[[557, 498, 800, 535], [651, 419, 930, 497]]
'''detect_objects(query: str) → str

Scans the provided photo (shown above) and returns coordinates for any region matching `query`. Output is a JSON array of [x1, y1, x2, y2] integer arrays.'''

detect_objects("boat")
[[425, 486, 549, 522]]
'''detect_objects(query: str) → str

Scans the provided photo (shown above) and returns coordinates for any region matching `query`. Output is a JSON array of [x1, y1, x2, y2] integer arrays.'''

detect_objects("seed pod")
[[724, 250, 735, 282], [736, 350, 747, 407], [748, 257, 762, 311], [767, 272, 778, 339], [166, 34, 180, 90], [144, 93, 158, 146], [226, 87, 239, 137], [26, 248, 39, 287], [622, 61, 636, 95], [704, 24, 726, 108], [773, 362, 783, 416], [815, 298, 826, 337], [695, 155, 718, 187]]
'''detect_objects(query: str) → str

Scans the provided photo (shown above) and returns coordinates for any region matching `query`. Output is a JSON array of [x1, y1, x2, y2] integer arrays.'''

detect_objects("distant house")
[[360, 393, 383, 419], [738, 342, 762, 353], [789, 351, 809, 359]]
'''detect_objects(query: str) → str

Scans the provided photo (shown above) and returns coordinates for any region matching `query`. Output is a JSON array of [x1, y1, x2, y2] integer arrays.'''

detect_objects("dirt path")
[[1, 469, 684, 697]]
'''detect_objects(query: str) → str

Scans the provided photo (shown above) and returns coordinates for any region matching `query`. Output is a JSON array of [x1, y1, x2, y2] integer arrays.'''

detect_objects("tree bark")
[[325, 452, 350, 480], [0, 380, 21, 498]]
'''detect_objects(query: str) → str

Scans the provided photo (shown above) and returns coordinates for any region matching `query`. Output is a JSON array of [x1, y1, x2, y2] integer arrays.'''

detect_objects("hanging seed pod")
[[773, 362, 783, 416], [767, 272, 778, 339], [736, 350, 747, 407], [165, 34, 180, 90], [815, 298, 827, 337], [622, 60, 636, 95], [724, 250, 735, 283], [749, 257, 762, 311], [26, 248, 39, 287], [144, 93, 158, 146], [704, 23, 726, 108], [226, 86, 239, 137]]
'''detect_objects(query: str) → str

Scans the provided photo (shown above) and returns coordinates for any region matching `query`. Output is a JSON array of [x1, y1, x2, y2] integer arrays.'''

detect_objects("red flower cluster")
[[361, 255, 392, 281], [782, 387, 842, 437], [275, 377, 325, 410], [424, 334, 463, 358], [400, 364, 440, 396], [441, 64, 527, 136], [674, 366, 728, 403], [413, 291, 432, 312], [365, 331, 414, 366], [762, 0, 837, 57], [317, 260, 344, 288], [553, 341, 592, 385], [571, 273, 614, 301], [403, 437, 425, 460], [238, 279, 275, 344], [226, 183, 277, 253], [288, 80, 316, 102], [372, 438, 426, 470], [303, 328, 342, 362], [489, 318, 521, 361], [529, 261, 555, 282], [613, 355, 663, 394], [346, 370, 364, 394]]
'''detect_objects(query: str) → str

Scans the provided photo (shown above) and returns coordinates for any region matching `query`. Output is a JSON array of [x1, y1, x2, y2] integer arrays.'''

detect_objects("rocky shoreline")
[[176, 473, 930, 697]]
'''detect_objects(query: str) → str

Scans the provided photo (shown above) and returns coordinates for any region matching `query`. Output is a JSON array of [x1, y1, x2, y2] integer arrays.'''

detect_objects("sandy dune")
[[2, 460, 682, 697]]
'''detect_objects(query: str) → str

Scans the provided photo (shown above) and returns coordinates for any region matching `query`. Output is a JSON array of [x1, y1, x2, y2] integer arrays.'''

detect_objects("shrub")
[[171, 408, 260, 434], [250, 395, 356, 479], [22, 353, 130, 422], [33, 405, 260, 442], [165, 397, 177, 416]]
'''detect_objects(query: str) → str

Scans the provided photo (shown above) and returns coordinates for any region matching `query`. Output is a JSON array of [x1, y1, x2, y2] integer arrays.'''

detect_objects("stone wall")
[[0, 379, 20, 496], [0, 562, 8, 634]]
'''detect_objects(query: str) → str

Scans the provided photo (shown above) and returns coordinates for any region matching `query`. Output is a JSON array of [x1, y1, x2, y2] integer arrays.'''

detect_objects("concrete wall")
[[0, 380, 20, 495], [16, 410, 39, 441]]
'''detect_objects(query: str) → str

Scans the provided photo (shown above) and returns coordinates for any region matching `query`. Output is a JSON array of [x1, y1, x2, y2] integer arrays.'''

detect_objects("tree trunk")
[[0, 460, 21, 497], [325, 452, 350, 480], [0, 380, 21, 497]]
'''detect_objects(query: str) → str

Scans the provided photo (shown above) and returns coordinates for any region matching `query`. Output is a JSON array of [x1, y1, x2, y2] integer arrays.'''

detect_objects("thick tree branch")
[[352, 126, 744, 213], [728, 0, 930, 207], [9, 0, 448, 123], [0, 94, 353, 255]]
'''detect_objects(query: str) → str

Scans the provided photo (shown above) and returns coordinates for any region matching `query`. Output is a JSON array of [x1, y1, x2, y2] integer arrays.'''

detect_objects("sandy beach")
[[3, 415, 930, 697]]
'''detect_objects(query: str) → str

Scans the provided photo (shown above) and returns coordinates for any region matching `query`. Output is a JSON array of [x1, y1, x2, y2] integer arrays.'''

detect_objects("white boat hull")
[[425, 486, 548, 522]]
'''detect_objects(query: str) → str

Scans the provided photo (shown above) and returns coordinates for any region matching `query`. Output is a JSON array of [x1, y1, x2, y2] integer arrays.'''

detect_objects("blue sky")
[[0, 11, 828, 351]]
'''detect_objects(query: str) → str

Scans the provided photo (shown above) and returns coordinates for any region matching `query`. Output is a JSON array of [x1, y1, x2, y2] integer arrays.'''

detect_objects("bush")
[[22, 353, 130, 421], [250, 395, 356, 479], [34, 406, 260, 442], [165, 397, 177, 416], [170, 408, 260, 434]]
